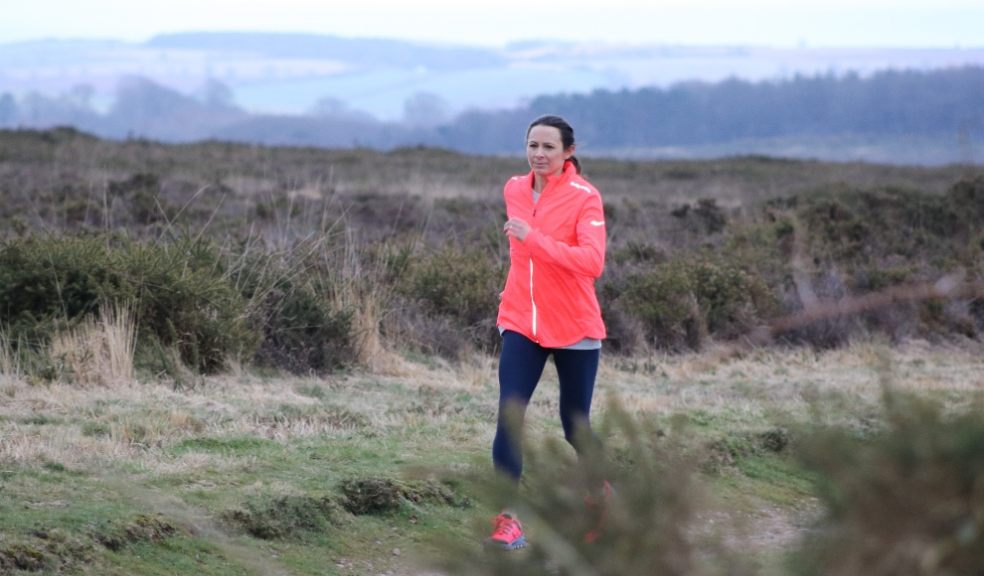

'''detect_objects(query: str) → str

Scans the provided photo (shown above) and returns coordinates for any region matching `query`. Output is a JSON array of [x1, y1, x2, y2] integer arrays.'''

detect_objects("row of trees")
[[441, 66, 984, 153], [2, 66, 982, 154]]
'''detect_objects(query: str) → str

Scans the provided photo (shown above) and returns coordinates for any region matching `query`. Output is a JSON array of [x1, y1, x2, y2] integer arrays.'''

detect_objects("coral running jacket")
[[497, 161, 607, 347]]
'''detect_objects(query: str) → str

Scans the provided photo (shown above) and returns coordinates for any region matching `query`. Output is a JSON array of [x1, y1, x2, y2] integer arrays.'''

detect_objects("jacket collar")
[[527, 160, 577, 195]]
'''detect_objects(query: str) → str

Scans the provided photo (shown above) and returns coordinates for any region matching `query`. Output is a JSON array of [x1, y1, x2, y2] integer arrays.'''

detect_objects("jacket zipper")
[[529, 258, 537, 339], [529, 180, 545, 341]]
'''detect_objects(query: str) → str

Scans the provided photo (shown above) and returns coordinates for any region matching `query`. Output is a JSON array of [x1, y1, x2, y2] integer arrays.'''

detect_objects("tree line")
[[2, 66, 982, 155]]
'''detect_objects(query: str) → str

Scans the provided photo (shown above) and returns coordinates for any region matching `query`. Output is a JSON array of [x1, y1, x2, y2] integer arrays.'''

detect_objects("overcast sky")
[[3, 0, 983, 47]]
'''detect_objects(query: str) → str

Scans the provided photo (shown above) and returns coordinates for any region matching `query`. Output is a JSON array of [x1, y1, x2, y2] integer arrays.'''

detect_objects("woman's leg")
[[492, 331, 550, 482], [553, 347, 601, 457]]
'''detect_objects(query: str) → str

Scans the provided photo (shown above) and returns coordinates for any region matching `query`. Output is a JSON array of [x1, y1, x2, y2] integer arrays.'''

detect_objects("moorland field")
[[1, 127, 983, 575]]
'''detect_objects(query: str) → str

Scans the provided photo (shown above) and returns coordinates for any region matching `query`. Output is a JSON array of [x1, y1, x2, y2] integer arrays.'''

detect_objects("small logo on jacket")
[[589, 220, 605, 227], [570, 182, 592, 193]]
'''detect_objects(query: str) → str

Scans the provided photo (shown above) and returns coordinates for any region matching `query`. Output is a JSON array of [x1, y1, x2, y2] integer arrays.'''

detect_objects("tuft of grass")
[[47, 301, 137, 386], [0, 325, 21, 381], [223, 494, 340, 540], [92, 514, 181, 552], [338, 477, 471, 516]]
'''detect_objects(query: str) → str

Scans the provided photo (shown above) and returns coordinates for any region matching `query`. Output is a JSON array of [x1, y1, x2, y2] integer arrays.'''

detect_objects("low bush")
[[232, 247, 355, 374], [614, 255, 776, 350], [0, 235, 117, 345], [791, 387, 984, 575], [395, 245, 504, 356], [224, 495, 339, 540], [120, 237, 255, 373], [0, 234, 254, 376], [434, 403, 752, 576]]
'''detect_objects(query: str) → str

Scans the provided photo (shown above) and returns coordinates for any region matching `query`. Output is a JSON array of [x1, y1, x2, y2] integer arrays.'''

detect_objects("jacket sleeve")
[[525, 193, 606, 278]]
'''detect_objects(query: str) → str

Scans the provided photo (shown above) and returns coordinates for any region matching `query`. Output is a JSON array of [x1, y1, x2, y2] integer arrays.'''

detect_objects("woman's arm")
[[524, 194, 606, 278]]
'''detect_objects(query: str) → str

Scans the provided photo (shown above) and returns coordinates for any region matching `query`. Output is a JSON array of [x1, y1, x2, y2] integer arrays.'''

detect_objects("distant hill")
[[1, 33, 983, 165], [145, 32, 505, 69], [2, 32, 983, 118]]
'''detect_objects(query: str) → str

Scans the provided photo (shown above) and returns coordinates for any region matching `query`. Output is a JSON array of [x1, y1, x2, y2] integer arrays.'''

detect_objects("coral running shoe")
[[583, 480, 615, 544], [485, 512, 527, 550]]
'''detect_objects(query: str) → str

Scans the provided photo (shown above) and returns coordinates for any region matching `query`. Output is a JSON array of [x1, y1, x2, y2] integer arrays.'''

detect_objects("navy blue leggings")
[[492, 330, 600, 482]]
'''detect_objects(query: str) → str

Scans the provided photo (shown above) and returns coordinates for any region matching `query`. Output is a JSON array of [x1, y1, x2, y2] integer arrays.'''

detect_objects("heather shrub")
[[0, 235, 120, 345], [232, 247, 355, 374], [598, 287, 646, 355], [0, 234, 255, 376], [395, 245, 505, 355], [106, 172, 176, 226], [670, 197, 728, 234], [614, 255, 775, 350], [790, 386, 984, 575], [787, 183, 983, 278], [120, 237, 254, 373], [769, 181, 984, 344], [255, 282, 354, 374], [946, 175, 984, 224], [434, 402, 751, 576], [614, 260, 701, 350]]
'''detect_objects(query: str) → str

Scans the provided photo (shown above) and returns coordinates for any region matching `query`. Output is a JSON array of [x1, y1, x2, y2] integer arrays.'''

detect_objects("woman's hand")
[[503, 218, 531, 241]]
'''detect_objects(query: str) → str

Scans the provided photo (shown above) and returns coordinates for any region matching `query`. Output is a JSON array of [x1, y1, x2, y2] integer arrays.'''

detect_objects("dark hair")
[[527, 115, 581, 174]]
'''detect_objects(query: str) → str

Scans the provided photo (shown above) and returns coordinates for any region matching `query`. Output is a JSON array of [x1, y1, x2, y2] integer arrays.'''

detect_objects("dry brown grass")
[[1, 340, 981, 478], [596, 339, 984, 431], [0, 326, 20, 382], [328, 235, 411, 374], [47, 302, 137, 387], [0, 339, 980, 576]]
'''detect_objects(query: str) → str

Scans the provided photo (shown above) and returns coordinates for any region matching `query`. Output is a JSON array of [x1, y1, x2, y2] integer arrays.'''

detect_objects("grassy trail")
[[1, 340, 982, 575]]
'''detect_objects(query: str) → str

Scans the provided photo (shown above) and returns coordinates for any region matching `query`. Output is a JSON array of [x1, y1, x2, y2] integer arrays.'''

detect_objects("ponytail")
[[568, 155, 582, 174]]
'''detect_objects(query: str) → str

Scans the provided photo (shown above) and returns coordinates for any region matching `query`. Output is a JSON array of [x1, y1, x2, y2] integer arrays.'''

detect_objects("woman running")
[[487, 114, 609, 550]]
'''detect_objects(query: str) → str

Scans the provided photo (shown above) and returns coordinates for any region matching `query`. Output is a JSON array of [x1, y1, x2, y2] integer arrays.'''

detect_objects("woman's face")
[[526, 125, 572, 179]]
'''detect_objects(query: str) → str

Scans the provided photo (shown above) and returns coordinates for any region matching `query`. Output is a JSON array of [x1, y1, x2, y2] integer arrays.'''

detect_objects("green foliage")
[[0, 234, 255, 376], [0, 235, 115, 342], [257, 283, 353, 373], [2, 129, 983, 366], [396, 245, 505, 354], [670, 198, 728, 234], [400, 246, 503, 326], [791, 387, 984, 575], [233, 248, 355, 374], [791, 182, 984, 276], [435, 403, 752, 576], [107, 172, 174, 225], [224, 495, 340, 540], [616, 255, 776, 350], [121, 237, 255, 374]]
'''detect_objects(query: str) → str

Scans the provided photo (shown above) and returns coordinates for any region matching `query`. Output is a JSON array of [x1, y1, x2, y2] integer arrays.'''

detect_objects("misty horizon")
[[3, 31, 983, 121]]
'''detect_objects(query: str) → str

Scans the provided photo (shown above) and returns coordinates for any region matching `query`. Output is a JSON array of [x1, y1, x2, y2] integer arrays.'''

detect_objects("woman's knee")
[[561, 412, 592, 445]]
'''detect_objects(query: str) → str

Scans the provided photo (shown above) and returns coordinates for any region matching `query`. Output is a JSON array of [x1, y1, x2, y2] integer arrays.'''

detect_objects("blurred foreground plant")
[[790, 361, 984, 576], [434, 400, 752, 576]]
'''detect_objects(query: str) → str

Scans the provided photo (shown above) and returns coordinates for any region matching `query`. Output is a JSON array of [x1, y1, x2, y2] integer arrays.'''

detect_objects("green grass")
[[102, 538, 255, 576], [0, 433, 485, 575], [718, 455, 819, 509], [2, 342, 984, 574]]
